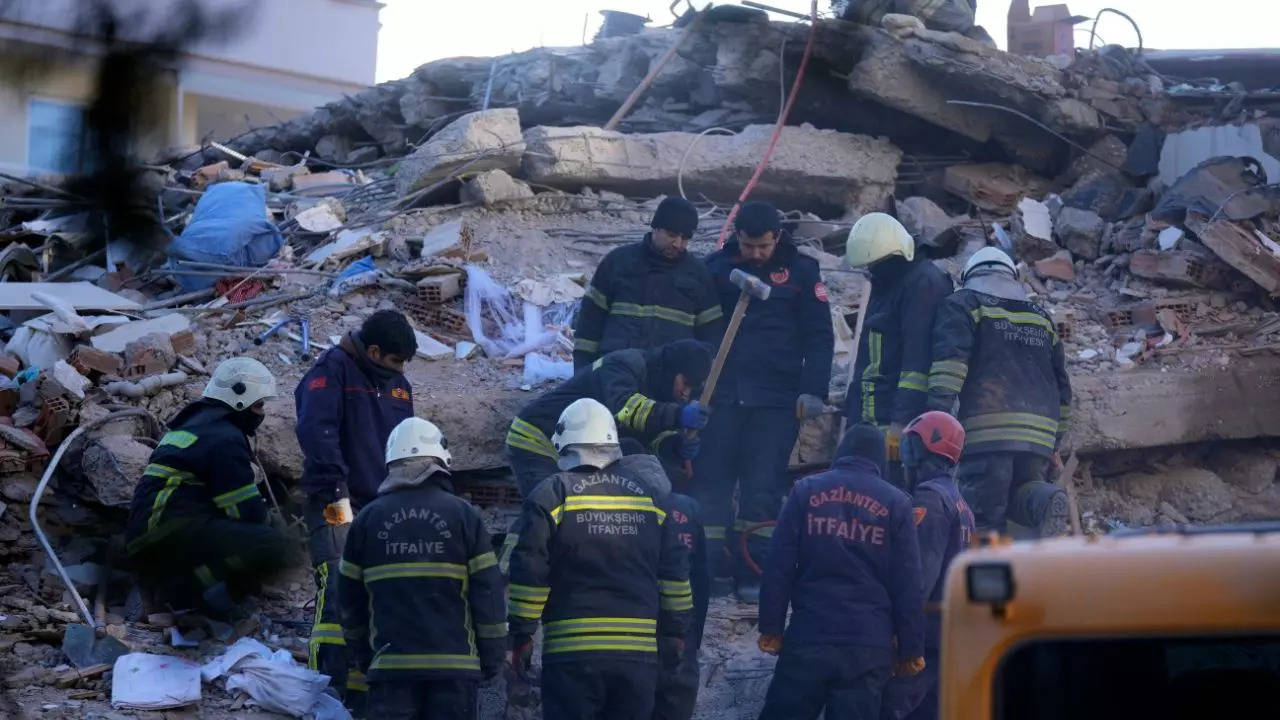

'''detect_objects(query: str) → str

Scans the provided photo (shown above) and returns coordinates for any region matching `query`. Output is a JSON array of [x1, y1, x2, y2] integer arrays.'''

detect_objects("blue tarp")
[[166, 182, 284, 291]]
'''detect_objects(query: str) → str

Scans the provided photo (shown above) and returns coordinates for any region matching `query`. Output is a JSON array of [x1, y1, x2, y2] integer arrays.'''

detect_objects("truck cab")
[[940, 523, 1280, 720]]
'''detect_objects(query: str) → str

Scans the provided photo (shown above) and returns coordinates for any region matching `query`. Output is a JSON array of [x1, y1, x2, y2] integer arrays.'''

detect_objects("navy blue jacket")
[[295, 342, 414, 510], [667, 492, 709, 659], [913, 475, 975, 650], [704, 239, 834, 408], [760, 456, 925, 658]]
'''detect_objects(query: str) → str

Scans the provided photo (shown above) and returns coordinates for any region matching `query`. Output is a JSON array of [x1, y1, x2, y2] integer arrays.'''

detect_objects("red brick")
[[69, 346, 123, 377], [1033, 251, 1077, 283]]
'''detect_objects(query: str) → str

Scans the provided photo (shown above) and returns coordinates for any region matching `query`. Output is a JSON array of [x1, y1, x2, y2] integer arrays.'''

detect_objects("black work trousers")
[[691, 404, 798, 583], [130, 515, 288, 604], [542, 659, 658, 720], [367, 678, 478, 720], [759, 643, 892, 720], [955, 451, 1050, 532], [305, 497, 367, 713]]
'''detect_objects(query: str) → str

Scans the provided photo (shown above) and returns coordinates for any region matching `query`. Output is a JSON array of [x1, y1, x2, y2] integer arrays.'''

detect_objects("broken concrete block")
[[417, 273, 463, 304], [1207, 446, 1277, 494], [522, 124, 900, 215], [314, 134, 352, 164], [421, 221, 463, 259], [1011, 197, 1058, 262], [78, 434, 152, 508], [896, 196, 959, 246], [1055, 207, 1105, 260], [414, 330, 453, 361], [294, 198, 346, 233], [69, 346, 123, 377], [1129, 248, 1234, 289], [397, 108, 524, 198], [943, 164, 1050, 214], [292, 170, 356, 193], [1184, 215, 1280, 295], [460, 169, 534, 206], [1033, 250, 1076, 282], [260, 164, 310, 192], [49, 361, 90, 401], [90, 314, 191, 353], [123, 333, 176, 378], [1062, 172, 1153, 222]]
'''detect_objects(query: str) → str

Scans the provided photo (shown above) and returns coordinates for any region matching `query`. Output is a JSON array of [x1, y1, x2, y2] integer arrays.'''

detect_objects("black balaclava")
[[835, 422, 887, 475], [228, 407, 266, 436], [869, 255, 912, 286], [645, 339, 713, 401]]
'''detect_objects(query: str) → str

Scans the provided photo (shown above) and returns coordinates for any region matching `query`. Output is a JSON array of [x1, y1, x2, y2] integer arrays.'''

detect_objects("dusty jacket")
[[913, 474, 975, 650], [338, 462, 505, 680], [703, 239, 835, 408], [759, 455, 925, 658], [573, 234, 724, 369], [845, 256, 953, 427], [295, 333, 414, 509], [126, 399, 266, 551], [507, 454, 691, 664], [926, 286, 1072, 457]]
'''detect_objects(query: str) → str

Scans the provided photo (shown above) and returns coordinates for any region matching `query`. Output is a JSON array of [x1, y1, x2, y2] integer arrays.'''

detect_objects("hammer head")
[[729, 268, 772, 301]]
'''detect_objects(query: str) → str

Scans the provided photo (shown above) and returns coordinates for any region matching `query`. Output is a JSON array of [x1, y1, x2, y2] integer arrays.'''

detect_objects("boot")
[[735, 580, 761, 605], [1037, 489, 1070, 538], [1012, 481, 1069, 538]]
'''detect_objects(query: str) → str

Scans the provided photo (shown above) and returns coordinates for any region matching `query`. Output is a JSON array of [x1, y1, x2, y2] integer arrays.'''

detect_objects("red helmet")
[[904, 411, 965, 465]]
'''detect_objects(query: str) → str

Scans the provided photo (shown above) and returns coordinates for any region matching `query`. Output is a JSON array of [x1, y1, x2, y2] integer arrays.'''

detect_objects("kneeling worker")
[[338, 417, 505, 720], [757, 424, 925, 720], [126, 357, 288, 616], [507, 399, 692, 720]]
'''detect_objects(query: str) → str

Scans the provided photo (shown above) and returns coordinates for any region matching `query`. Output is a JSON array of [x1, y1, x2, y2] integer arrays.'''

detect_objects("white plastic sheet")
[[201, 637, 349, 720], [523, 352, 574, 386], [111, 653, 202, 709], [464, 265, 574, 359]]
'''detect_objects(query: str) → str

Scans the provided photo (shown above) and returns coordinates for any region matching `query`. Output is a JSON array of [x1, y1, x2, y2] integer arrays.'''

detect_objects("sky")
[[375, 0, 1278, 83]]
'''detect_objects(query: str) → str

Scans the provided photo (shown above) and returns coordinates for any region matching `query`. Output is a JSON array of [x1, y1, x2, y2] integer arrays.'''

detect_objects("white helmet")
[[552, 398, 618, 452], [203, 357, 276, 411], [962, 246, 1018, 282], [844, 212, 915, 268], [385, 417, 451, 467]]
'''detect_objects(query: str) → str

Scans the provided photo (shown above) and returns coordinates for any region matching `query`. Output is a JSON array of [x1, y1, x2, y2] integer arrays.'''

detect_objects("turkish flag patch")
[[307, 376, 327, 391], [814, 282, 829, 302], [913, 507, 928, 526], [769, 268, 790, 285]]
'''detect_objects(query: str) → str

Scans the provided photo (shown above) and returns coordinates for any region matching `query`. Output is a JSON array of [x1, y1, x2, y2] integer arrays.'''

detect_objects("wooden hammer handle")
[[699, 291, 751, 407]]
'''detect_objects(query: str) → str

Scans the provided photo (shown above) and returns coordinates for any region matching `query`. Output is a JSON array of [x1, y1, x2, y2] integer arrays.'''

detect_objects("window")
[[995, 635, 1280, 720], [27, 99, 87, 174]]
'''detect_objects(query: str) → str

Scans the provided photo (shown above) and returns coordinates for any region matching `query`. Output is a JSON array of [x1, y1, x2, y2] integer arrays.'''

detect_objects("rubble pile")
[[1, 6, 1280, 717]]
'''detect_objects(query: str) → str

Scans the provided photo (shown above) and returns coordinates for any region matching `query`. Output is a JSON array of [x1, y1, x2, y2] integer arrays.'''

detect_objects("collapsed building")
[[2, 4, 1280, 717]]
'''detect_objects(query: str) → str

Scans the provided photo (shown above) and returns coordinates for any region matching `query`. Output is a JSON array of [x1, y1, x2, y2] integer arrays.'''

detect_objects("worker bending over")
[[126, 358, 288, 617], [926, 247, 1072, 536], [296, 309, 418, 708], [758, 423, 925, 720], [843, 213, 953, 481], [883, 411, 975, 720], [573, 196, 724, 370], [507, 399, 692, 720], [338, 418, 505, 720], [696, 201, 834, 603], [506, 338, 712, 496]]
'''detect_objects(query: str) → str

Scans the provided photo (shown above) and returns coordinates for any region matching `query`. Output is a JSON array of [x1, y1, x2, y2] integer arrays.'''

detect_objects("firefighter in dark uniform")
[[758, 423, 926, 720], [925, 247, 1072, 537], [338, 417, 505, 720], [126, 357, 289, 617], [504, 339, 712, 497], [507, 399, 692, 720], [296, 310, 418, 709], [882, 411, 975, 720], [573, 196, 725, 370], [696, 201, 834, 602], [843, 212, 953, 480]]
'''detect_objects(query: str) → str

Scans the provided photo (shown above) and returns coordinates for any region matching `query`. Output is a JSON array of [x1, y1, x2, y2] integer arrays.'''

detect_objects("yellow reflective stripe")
[[144, 464, 194, 533], [928, 375, 965, 393], [633, 396, 656, 431], [649, 430, 677, 454], [498, 533, 518, 574], [544, 617, 657, 636], [544, 635, 658, 654], [897, 371, 928, 392], [609, 302, 696, 327], [966, 428, 1057, 449], [194, 565, 215, 588], [363, 562, 467, 583], [468, 552, 497, 574], [158, 430, 197, 449], [370, 654, 480, 671], [969, 306, 1058, 342], [213, 483, 260, 509], [507, 433, 560, 459], [658, 579, 692, 595], [861, 331, 882, 422], [704, 526, 726, 540], [585, 285, 609, 310], [616, 393, 653, 430], [509, 600, 546, 619], [964, 412, 1059, 434], [660, 595, 695, 611], [476, 622, 508, 639], [507, 418, 558, 459], [509, 584, 550, 601], [735, 519, 774, 538], [339, 559, 363, 580], [311, 623, 346, 645], [930, 360, 969, 377], [554, 495, 667, 524], [347, 670, 369, 693], [574, 337, 600, 353], [696, 305, 724, 325]]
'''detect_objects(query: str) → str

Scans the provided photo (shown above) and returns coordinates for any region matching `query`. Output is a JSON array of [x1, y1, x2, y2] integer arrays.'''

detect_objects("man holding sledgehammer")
[[696, 201, 834, 603]]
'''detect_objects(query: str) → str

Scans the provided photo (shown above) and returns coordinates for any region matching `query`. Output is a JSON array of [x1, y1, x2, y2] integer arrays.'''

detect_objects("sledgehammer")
[[685, 268, 772, 476]]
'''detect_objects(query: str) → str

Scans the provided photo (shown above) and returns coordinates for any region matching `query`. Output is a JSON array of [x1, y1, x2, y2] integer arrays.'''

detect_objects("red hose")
[[715, 0, 819, 249], [739, 520, 777, 577]]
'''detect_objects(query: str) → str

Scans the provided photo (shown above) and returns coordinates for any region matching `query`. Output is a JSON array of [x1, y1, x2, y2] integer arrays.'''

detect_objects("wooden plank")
[[0, 282, 139, 311]]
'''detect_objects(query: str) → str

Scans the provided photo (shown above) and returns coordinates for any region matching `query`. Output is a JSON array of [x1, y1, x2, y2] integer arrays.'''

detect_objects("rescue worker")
[[882, 411, 975, 720], [507, 399, 692, 720], [757, 423, 926, 720], [696, 200, 834, 602], [338, 417, 505, 720], [925, 247, 1072, 536], [505, 338, 713, 497], [573, 196, 725, 370], [842, 213, 953, 479], [126, 357, 288, 617], [296, 309, 417, 708]]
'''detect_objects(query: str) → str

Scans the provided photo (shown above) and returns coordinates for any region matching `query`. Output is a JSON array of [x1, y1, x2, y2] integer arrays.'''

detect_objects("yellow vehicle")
[[940, 524, 1280, 720]]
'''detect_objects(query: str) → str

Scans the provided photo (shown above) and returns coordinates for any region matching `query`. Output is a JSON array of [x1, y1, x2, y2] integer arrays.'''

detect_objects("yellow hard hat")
[[844, 212, 915, 268]]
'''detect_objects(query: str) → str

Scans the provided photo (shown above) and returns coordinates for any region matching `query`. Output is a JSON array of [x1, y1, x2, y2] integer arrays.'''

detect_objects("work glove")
[[893, 656, 926, 677], [679, 401, 711, 430], [509, 633, 534, 677], [886, 423, 904, 462], [758, 633, 783, 655], [795, 393, 827, 420], [659, 636, 686, 667], [323, 498, 354, 525], [678, 434, 701, 460]]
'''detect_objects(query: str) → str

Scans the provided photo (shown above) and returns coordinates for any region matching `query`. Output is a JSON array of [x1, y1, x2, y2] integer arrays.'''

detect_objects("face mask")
[[231, 408, 265, 436]]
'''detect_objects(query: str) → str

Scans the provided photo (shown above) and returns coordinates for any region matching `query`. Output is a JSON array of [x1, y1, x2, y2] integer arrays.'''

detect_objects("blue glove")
[[679, 401, 711, 430], [679, 434, 701, 460]]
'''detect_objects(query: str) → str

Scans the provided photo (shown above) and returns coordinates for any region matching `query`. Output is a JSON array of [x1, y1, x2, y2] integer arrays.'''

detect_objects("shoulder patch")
[[770, 268, 790, 285], [814, 281, 829, 302], [391, 387, 411, 401], [159, 430, 198, 449], [913, 506, 928, 526], [307, 376, 327, 391]]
